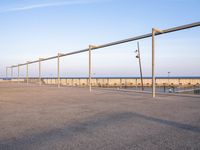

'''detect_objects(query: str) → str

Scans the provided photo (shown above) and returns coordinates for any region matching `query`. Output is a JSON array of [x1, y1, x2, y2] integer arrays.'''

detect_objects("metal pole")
[[137, 42, 144, 91], [152, 28, 163, 98], [26, 62, 29, 85], [152, 29, 156, 98], [57, 53, 61, 88], [6, 67, 8, 79], [88, 45, 98, 92], [18, 65, 20, 83], [89, 46, 92, 92], [11, 67, 13, 79], [39, 59, 42, 86]]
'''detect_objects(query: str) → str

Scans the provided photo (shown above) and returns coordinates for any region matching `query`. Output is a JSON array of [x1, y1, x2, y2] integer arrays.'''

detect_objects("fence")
[[5, 22, 200, 98]]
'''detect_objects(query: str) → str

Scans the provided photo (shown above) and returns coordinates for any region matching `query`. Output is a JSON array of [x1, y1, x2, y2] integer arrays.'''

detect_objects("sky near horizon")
[[0, 0, 200, 77]]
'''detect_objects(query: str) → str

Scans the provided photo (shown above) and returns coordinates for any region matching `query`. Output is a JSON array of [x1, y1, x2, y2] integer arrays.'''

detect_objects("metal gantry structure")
[[5, 21, 200, 98]]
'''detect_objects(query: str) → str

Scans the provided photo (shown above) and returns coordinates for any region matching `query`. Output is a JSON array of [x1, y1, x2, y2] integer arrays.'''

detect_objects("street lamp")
[[135, 42, 144, 91]]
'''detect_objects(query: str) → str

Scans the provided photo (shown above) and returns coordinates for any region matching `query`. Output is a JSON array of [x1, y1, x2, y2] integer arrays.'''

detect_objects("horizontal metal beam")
[[10, 21, 200, 68]]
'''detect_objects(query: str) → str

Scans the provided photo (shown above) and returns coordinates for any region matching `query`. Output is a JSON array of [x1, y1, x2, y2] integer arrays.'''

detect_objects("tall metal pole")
[[89, 45, 92, 92], [152, 28, 163, 98], [6, 67, 8, 79], [152, 29, 156, 98], [18, 65, 20, 83], [11, 67, 13, 79], [137, 42, 144, 91], [39, 59, 42, 86], [57, 53, 61, 88], [26, 62, 29, 85], [88, 45, 97, 92]]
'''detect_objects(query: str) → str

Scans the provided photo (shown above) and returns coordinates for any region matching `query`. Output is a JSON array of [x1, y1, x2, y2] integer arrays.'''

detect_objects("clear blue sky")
[[0, 0, 200, 77]]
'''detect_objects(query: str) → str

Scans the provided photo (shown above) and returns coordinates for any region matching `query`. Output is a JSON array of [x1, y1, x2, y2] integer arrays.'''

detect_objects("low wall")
[[7, 77, 200, 87]]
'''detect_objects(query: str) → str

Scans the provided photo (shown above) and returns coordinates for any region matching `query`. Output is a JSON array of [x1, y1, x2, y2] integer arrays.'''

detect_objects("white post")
[[26, 62, 29, 85], [6, 67, 8, 79], [18, 65, 20, 84], [89, 46, 92, 92], [11, 67, 13, 79], [152, 29, 156, 98], [88, 45, 98, 92], [39, 59, 42, 86], [152, 28, 163, 98], [57, 53, 61, 88]]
